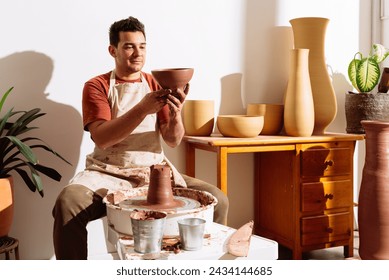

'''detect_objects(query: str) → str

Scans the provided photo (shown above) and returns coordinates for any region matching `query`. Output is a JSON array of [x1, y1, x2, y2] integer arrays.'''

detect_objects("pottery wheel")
[[118, 196, 201, 212]]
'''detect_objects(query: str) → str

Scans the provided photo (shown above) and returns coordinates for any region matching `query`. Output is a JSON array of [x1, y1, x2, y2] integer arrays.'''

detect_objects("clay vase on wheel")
[[358, 120, 389, 259], [146, 164, 182, 209]]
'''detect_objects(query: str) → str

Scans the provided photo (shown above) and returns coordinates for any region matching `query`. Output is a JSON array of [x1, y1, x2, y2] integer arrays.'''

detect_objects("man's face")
[[110, 31, 146, 75]]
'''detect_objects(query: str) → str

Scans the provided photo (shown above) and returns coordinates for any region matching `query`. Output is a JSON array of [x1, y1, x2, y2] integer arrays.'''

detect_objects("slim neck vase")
[[284, 48, 314, 137], [358, 120, 389, 259], [290, 17, 337, 135]]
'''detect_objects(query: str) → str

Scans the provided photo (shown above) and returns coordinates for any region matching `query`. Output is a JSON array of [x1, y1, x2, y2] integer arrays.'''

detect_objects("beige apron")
[[70, 70, 186, 192]]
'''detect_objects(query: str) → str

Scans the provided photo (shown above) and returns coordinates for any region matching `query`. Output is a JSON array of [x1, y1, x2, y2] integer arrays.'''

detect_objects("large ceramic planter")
[[284, 48, 315, 137], [290, 17, 337, 135], [0, 176, 14, 237], [345, 92, 389, 134], [358, 120, 389, 259]]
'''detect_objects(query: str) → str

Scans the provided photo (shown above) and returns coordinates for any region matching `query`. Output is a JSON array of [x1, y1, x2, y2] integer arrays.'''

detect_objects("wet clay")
[[143, 164, 184, 209], [130, 209, 167, 221]]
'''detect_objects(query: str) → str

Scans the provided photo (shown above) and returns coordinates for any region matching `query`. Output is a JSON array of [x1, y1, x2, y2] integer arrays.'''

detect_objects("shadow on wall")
[[329, 71, 353, 133], [0, 51, 82, 259], [219, 73, 245, 116]]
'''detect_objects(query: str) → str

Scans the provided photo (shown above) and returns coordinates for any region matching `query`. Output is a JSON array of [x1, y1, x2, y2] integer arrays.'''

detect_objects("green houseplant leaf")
[[355, 57, 380, 93], [348, 55, 361, 90], [372, 43, 389, 63], [0, 86, 71, 197], [347, 43, 389, 93]]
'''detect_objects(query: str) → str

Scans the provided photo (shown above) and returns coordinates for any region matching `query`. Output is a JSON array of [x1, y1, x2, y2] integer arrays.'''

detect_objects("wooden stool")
[[0, 236, 20, 260]]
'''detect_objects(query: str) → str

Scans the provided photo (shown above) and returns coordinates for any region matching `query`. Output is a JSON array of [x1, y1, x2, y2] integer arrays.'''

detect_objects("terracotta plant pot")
[[217, 115, 264, 138], [246, 103, 284, 135], [151, 68, 194, 90], [0, 176, 14, 237], [183, 100, 214, 136]]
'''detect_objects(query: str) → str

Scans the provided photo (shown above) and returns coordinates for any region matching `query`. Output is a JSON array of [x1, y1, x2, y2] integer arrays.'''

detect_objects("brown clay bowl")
[[151, 68, 194, 90], [217, 115, 264, 138]]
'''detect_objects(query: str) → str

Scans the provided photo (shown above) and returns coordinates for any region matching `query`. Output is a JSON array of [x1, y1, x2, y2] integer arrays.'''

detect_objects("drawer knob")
[[324, 193, 334, 200], [324, 160, 334, 169], [325, 227, 334, 233]]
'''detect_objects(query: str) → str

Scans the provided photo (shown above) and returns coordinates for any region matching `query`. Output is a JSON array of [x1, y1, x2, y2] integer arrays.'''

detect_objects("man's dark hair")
[[109, 16, 146, 47]]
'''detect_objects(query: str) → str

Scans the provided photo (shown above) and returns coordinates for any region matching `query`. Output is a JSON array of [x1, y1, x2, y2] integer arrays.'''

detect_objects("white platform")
[[107, 222, 278, 260]]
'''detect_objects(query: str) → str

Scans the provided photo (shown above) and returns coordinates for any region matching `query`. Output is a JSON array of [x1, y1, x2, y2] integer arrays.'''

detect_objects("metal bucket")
[[178, 218, 206, 251], [130, 210, 167, 254]]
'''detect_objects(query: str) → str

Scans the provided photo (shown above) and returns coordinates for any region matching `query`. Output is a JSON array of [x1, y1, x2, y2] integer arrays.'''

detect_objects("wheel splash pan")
[[103, 187, 217, 237]]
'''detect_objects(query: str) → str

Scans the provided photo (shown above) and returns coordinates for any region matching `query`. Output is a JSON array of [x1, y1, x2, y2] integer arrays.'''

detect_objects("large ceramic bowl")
[[151, 68, 194, 90], [217, 115, 264, 137], [103, 187, 217, 237], [247, 103, 284, 135]]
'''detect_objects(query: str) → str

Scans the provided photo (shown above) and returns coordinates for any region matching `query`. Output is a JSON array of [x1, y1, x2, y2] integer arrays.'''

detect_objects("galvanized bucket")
[[130, 210, 167, 254]]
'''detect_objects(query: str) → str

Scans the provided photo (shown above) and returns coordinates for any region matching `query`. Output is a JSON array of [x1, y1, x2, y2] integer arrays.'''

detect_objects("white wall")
[[0, 0, 370, 259]]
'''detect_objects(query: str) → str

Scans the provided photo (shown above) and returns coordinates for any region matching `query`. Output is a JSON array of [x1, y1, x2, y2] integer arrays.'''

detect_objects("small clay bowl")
[[217, 115, 264, 138], [151, 68, 194, 90], [246, 103, 284, 135]]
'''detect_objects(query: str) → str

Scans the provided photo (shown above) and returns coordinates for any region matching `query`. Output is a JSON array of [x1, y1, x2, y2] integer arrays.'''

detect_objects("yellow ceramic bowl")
[[217, 115, 264, 137]]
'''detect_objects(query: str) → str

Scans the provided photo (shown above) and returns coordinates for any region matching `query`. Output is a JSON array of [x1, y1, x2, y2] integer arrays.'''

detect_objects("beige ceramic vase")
[[358, 120, 389, 259], [284, 48, 314, 137], [183, 100, 214, 136], [290, 17, 337, 135]]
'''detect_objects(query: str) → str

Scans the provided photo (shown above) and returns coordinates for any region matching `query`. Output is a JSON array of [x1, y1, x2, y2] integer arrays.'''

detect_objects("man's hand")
[[166, 83, 190, 118], [138, 88, 172, 115]]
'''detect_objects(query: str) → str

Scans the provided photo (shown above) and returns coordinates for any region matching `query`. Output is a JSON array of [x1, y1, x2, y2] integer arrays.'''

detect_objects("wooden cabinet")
[[254, 141, 355, 259], [183, 134, 364, 259]]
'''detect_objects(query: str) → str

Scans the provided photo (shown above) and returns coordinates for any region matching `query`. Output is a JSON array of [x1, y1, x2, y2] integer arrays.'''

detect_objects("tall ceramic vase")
[[358, 120, 389, 259], [290, 17, 337, 135], [183, 100, 214, 136], [284, 48, 315, 137]]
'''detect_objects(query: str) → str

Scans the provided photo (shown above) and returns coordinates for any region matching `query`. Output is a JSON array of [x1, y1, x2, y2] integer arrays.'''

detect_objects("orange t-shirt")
[[82, 71, 169, 131]]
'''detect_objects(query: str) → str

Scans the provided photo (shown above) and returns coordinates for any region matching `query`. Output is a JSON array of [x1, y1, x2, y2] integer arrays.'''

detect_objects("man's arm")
[[88, 89, 171, 150], [159, 85, 189, 148]]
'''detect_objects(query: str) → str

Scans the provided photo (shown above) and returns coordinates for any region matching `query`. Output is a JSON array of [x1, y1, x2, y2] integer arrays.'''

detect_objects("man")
[[52, 16, 229, 260]]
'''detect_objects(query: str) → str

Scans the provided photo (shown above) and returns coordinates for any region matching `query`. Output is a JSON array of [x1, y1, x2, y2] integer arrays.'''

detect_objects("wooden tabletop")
[[183, 133, 365, 147]]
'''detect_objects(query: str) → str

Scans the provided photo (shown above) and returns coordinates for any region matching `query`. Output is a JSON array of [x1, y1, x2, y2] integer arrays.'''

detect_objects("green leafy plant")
[[348, 43, 389, 93], [0, 86, 71, 197]]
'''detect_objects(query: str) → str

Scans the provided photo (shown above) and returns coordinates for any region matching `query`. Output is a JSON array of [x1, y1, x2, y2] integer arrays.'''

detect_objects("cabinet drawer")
[[301, 147, 351, 177], [301, 180, 352, 212], [301, 212, 351, 246]]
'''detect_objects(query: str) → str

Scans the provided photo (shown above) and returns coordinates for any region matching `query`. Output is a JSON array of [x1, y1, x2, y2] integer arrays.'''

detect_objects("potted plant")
[[345, 43, 389, 134], [0, 86, 71, 237]]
